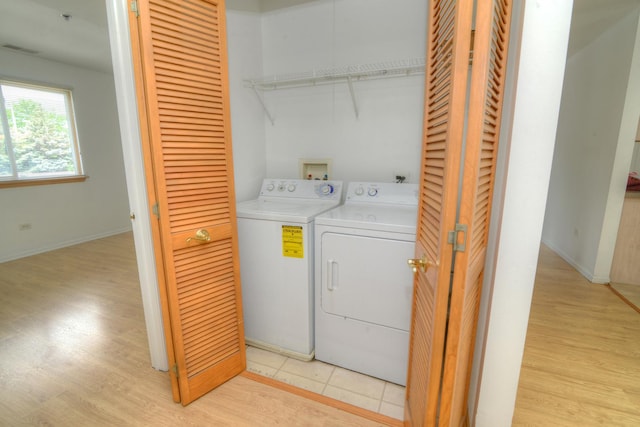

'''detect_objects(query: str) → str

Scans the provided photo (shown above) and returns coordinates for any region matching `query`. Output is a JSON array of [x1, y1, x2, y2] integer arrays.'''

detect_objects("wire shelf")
[[244, 58, 426, 123], [244, 57, 426, 90]]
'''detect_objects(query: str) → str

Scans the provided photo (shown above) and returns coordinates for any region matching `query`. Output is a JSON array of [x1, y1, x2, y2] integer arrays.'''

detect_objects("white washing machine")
[[237, 178, 343, 360], [314, 182, 418, 385]]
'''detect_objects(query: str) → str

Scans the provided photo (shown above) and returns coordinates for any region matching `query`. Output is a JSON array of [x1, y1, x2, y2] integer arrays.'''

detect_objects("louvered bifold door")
[[404, 0, 475, 425], [133, 0, 245, 405], [438, 1, 513, 425]]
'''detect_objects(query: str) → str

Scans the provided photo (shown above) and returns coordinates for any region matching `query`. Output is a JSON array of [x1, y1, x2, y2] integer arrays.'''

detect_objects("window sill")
[[0, 175, 88, 189]]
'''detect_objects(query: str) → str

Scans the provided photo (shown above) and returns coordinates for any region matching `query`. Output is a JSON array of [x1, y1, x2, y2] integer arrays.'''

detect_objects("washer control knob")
[[320, 184, 334, 195], [287, 184, 296, 192], [277, 184, 286, 192], [368, 187, 378, 197], [354, 185, 365, 196], [266, 183, 275, 191]]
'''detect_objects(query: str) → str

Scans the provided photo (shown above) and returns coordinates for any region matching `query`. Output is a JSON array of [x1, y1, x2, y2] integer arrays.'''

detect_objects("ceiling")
[[0, 0, 317, 74], [0, 0, 113, 73], [0, 0, 638, 74]]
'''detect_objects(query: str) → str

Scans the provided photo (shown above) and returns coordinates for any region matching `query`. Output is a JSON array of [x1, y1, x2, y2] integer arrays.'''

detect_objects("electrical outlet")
[[19, 223, 32, 231]]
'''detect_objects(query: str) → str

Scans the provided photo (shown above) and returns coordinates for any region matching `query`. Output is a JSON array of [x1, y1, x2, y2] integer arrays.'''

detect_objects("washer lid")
[[236, 198, 341, 222], [315, 203, 418, 234]]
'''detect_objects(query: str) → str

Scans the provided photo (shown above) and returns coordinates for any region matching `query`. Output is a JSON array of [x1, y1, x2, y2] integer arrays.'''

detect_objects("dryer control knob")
[[354, 185, 365, 196], [278, 184, 286, 192], [266, 183, 275, 191], [287, 184, 297, 192], [368, 187, 378, 197]]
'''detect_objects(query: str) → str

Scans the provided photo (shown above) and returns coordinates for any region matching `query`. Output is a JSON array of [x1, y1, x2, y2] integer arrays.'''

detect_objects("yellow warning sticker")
[[282, 225, 304, 258]]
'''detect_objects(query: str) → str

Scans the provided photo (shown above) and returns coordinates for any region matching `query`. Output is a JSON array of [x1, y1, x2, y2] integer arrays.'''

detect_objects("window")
[[0, 80, 84, 186]]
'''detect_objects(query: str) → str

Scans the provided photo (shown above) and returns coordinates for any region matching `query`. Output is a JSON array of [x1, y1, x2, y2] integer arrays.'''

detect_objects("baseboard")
[[245, 338, 315, 362], [590, 274, 611, 285], [540, 239, 605, 283], [0, 227, 133, 263]]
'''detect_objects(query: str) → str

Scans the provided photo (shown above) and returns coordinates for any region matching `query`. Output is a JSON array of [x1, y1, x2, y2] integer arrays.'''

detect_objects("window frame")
[[0, 78, 86, 188]]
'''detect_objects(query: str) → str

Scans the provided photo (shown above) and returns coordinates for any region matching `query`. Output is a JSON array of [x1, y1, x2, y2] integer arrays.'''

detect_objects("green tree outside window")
[[0, 81, 82, 181]]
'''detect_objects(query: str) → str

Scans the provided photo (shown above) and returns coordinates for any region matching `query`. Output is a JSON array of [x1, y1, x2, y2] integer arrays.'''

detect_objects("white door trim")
[[105, 0, 168, 370]]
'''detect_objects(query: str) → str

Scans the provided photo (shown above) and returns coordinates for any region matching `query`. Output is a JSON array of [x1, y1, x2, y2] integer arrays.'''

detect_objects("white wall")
[[0, 50, 130, 262], [227, 9, 268, 202], [258, 0, 426, 183], [594, 13, 640, 280], [541, 7, 640, 283], [472, 1, 574, 425]]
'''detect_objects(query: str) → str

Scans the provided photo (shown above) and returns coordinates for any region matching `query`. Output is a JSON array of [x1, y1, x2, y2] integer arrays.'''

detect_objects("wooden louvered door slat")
[[405, 0, 512, 425], [405, 0, 474, 425], [130, 0, 245, 405], [439, 1, 512, 425]]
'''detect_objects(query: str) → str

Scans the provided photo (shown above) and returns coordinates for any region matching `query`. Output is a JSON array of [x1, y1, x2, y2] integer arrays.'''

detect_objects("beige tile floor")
[[245, 346, 406, 420]]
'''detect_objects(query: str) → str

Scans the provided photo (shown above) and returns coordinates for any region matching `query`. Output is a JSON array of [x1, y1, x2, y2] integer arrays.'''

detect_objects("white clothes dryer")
[[314, 182, 418, 385], [237, 179, 343, 360]]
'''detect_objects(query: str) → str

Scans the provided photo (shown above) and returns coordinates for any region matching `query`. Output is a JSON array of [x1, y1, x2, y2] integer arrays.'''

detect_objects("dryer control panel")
[[346, 182, 418, 205], [260, 179, 343, 200]]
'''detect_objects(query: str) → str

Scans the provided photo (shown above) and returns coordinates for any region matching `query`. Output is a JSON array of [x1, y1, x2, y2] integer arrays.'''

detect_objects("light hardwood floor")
[[513, 245, 640, 425], [2, 234, 638, 425], [609, 282, 640, 313], [0, 233, 388, 427]]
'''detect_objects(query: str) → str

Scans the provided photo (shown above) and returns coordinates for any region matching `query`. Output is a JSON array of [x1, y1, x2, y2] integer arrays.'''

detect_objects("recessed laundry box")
[[236, 179, 343, 360], [314, 182, 418, 385]]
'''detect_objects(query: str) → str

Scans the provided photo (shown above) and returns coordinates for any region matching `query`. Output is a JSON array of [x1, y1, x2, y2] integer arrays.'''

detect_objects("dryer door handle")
[[327, 259, 338, 291]]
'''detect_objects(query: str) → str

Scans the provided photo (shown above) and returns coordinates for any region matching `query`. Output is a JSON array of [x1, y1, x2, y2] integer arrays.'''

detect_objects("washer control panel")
[[260, 179, 343, 200], [346, 182, 418, 205]]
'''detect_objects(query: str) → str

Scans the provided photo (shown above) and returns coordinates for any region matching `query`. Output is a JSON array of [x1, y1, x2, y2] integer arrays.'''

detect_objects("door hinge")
[[448, 223, 468, 252], [152, 202, 160, 219], [171, 363, 179, 378], [469, 30, 475, 66], [130, 0, 139, 17]]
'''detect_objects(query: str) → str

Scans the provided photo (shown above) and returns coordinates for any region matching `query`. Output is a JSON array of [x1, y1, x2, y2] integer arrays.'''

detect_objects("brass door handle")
[[186, 229, 211, 244], [407, 256, 438, 273]]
